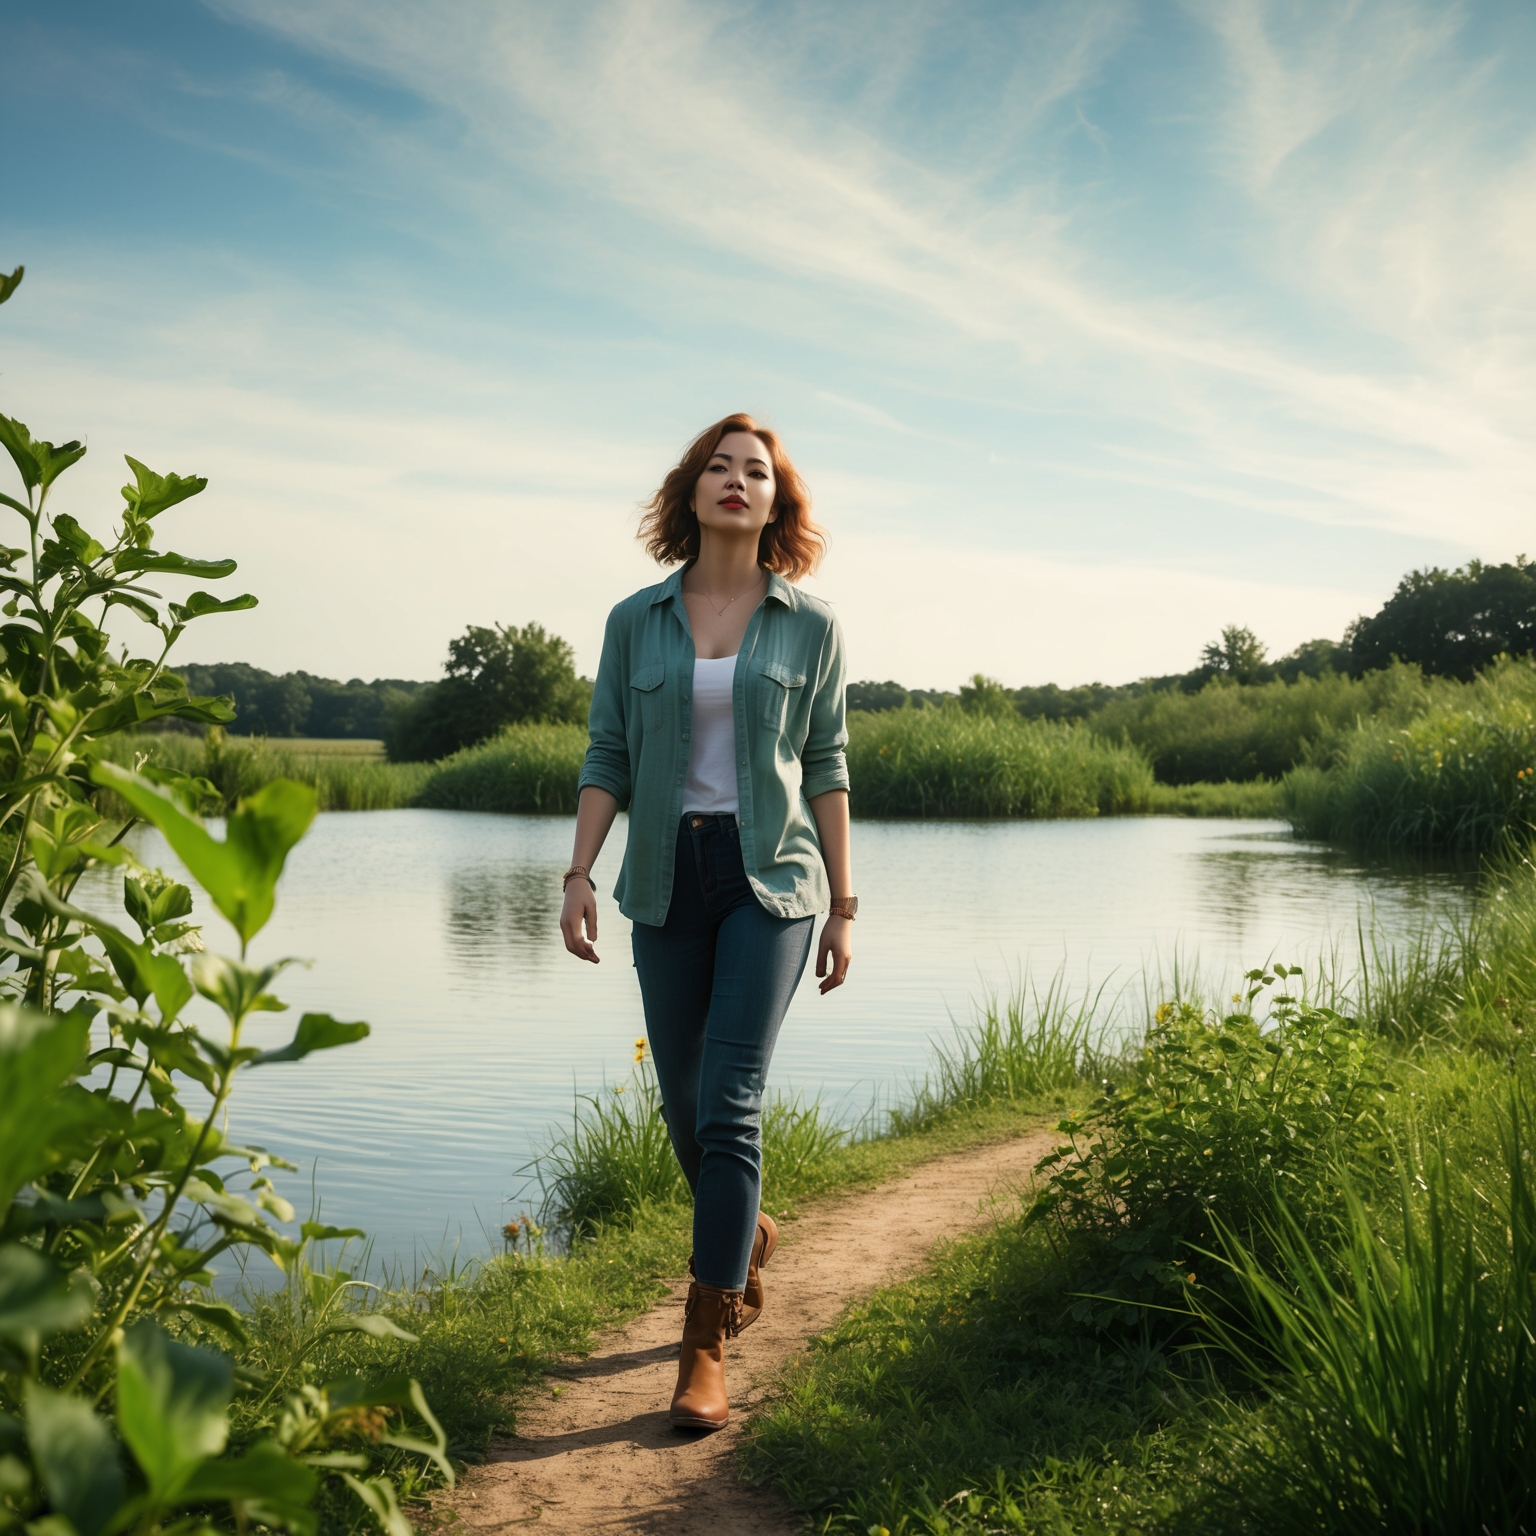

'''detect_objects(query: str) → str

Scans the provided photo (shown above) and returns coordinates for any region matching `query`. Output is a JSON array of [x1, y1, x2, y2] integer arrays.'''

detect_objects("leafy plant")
[[1024, 968, 1393, 1328], [0, 267, 446, 1532]]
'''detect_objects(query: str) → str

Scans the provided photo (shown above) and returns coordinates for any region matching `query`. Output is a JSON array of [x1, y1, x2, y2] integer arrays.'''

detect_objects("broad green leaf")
[[325, 1313, 418, 1343], [0, 418, 85, 493], [342, 1473, 413, 1536], [120, 456, 206, 519], [116, 1319, 231, 1501], [0, 265, 21, 304], [125, 874, 194, 937], [22, 1383, 123, 1536], [115, 550, 237, 580], [300, 1222, 366, 1243], [48, 514, 105, 565], [182, 1437, 317, 1510], [0, 1005, 112, 1209], [169, 590, 258, 622], [182, 1179, 269, 1232], [139, 1026, 217, 1093], [177, 1299, 250, 1348], [192, 953, 295, 1023], [101, 590, 160, 626], [253, 1013, 369, 1066], [0, 1245, 94, 1352], [90, 765, 316, 945], [0, 415, 40, 492]]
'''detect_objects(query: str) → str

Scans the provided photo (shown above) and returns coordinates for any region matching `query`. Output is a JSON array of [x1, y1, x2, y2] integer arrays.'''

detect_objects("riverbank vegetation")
[[740, 850, 1536, 1534], [844, 709, 1154, 818]]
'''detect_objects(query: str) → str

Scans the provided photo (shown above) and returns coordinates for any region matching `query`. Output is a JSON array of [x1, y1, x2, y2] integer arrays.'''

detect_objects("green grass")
[[847, 707, 1155, 819], [1283, 656, 1536, 852]]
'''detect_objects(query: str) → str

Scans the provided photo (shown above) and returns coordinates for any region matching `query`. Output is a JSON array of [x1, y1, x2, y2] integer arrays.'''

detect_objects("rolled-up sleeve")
[[577, 605, 633, 807], [800, 610, 849, 799]]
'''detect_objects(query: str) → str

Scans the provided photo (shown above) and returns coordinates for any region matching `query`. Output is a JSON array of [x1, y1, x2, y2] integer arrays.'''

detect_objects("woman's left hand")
[[816, 914, 852, 994]]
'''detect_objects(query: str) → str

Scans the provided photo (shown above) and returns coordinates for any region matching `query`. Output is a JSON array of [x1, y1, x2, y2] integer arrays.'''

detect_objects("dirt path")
[[446, 1126, 1058, 1534]]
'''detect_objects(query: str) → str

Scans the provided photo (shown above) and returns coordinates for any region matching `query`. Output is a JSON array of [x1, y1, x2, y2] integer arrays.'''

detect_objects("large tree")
[[1349, 559, 1536, 679], [387, 620, 590, 761]]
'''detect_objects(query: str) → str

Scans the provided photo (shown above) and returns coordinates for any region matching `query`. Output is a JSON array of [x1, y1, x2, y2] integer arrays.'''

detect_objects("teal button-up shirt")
[[578, 567, 849, 926]]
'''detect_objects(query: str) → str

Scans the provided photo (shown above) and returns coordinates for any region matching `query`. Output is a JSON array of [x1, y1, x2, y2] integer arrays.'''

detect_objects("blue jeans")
[[631, 815, 814, 1289]]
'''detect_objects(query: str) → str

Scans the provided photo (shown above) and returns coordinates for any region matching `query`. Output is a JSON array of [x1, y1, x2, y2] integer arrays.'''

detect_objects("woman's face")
[[691, 431, 777, 541]]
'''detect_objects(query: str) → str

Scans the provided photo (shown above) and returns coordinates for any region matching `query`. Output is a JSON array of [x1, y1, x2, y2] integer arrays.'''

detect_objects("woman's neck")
[[687, 529, 763, 599]]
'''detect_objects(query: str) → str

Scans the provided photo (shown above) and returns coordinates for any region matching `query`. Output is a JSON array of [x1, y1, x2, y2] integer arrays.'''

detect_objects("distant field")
[[216, 736, 387, 757]]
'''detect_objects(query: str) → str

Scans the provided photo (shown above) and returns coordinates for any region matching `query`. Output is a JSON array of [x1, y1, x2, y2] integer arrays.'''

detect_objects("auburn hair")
[[638, 413, 825, 581]]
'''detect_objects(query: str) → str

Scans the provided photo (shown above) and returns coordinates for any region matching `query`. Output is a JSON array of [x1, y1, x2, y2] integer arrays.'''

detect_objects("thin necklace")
[[698, 569, 765, 618]]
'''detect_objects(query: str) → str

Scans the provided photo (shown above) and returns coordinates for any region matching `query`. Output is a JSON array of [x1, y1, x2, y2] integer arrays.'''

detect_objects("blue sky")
[[4, 0, 1533, 688]]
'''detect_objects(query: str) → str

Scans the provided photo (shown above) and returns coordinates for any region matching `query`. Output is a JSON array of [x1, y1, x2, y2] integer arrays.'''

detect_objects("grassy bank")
[[224, 850, 1536, 1533], [234, 1010, 1079, 1498], [738, 857, 1536, 1534]]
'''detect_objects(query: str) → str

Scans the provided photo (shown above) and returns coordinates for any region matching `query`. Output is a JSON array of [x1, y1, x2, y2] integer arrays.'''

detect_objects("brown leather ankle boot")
[[669, 1282, 743, 1431], [686, 1211, 780, 1333], [740, 1212, 778, 1331]]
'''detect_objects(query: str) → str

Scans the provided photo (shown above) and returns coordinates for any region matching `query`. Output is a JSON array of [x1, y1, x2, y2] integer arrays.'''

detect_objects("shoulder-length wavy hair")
[[638, 413, 825, 581]]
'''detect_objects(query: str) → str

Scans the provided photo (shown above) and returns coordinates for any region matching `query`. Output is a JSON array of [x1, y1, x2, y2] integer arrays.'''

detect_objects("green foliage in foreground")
[[0, 268, 441, 1534], [1284, 656, 1536, 851], [846, 708, 1155, 819], [741, 876, 1536, 1536]]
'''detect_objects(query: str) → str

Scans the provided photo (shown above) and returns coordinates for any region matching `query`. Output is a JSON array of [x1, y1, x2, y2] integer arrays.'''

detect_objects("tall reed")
[[413, 723, 588, 814], [1284, 657, 1536, 852], [892, 972, 1104, 1133], [847, 707, 1154, 819]]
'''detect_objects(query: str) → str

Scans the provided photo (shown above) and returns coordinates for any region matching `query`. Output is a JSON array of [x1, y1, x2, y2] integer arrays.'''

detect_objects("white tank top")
[[682, 655, 740, 816]]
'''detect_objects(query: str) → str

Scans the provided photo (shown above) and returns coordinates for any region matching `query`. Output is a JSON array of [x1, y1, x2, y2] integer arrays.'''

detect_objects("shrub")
[[1025, 970, 1393, 1329], [1092, 664, 1433, 784], [847, 706, 1154, 818]]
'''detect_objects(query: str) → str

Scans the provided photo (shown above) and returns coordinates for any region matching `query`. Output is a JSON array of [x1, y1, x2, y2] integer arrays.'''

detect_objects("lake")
[[76, 812, 1475, 1275]]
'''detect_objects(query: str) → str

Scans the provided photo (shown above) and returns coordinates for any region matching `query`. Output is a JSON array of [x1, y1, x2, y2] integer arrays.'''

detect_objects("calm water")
[[76, 813, 1474, 1272]]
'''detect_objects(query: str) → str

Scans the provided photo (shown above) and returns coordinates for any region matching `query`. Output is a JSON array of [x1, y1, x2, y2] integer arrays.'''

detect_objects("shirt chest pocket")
[[756, 660, 806, 732], [630, 663, 665, 733]]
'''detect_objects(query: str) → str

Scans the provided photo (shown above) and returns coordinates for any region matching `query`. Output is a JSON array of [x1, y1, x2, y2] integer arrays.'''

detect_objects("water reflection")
[[446, 861, 563, 963]]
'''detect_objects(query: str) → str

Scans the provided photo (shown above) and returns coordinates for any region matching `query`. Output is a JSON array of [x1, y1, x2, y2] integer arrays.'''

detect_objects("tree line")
[[178, 555, 1533, 770], [849, 556, 1536, 718], [174, 622, 590, 761]]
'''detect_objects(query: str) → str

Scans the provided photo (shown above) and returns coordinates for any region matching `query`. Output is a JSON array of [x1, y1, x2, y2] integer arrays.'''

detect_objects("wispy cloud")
[[207, 0, 1536, 547]]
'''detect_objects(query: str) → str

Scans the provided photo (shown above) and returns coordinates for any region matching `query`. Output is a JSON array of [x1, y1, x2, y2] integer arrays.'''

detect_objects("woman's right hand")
[[560, 879, 600, 963]]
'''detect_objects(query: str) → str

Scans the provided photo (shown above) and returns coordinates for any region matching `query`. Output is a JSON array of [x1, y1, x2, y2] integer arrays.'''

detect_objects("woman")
[[559, 412, 855, 1431]]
